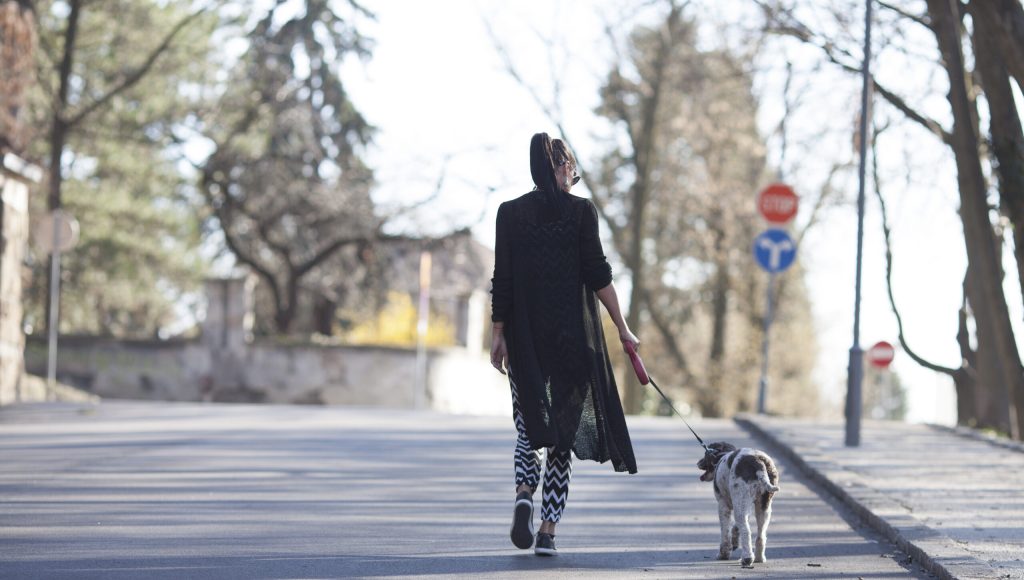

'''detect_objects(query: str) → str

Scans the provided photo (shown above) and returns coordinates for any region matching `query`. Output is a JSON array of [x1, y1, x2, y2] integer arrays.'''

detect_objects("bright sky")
[[340, 0, 1024, 425]]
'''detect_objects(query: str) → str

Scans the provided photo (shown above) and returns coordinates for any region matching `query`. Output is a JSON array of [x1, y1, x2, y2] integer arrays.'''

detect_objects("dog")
[[697, 442, 780, 567]]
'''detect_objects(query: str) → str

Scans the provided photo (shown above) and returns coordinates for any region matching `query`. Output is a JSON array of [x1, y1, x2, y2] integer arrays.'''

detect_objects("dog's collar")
[[705, 447, 732, 466]]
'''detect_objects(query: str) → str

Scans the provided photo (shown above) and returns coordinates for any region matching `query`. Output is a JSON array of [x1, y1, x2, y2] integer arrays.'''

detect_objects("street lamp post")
[[847, 0, 874, 447]]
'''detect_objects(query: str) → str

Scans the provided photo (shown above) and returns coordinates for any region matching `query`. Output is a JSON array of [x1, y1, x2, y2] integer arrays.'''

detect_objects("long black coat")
[[491, 189, 637, 474]]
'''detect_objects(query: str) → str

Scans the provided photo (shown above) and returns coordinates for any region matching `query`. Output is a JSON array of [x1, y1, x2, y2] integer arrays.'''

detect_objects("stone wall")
[[0, 152, 41, 405], [23, 338, 511, 415], [22, 275, 511, 415]]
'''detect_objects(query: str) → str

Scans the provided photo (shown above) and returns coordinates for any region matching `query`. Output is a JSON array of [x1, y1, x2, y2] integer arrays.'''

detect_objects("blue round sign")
[[753, 229, 797, 273]]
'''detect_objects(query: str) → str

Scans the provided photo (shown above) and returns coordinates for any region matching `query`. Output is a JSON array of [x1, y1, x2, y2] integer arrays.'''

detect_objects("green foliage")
[[25, 139, 204, 337], [863, 365, 908, 421], [198, 0, 379, 334], [21, 0, 217, 337]]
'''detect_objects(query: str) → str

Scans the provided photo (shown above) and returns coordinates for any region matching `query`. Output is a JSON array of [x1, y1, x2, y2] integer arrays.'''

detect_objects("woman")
[[490, 132, 640, 556]]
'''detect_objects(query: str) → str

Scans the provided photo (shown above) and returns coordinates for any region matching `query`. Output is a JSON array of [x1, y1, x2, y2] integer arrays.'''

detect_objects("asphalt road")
[[0, 402, 929, 579]]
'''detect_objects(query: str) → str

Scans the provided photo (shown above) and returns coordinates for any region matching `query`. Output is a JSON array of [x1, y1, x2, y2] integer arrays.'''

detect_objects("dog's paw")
[[717, 551, 731, 561], [754, 554, 766, 563], [740, 557, 754, 568]]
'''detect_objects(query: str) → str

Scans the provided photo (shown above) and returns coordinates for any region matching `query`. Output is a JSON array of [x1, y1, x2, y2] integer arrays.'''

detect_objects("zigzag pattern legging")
[[509, 373, 573, 523]]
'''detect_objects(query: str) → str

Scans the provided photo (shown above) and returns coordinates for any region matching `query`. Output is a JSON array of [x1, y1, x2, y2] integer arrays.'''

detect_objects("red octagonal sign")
[[867, 341, 895, 369], [757, 183, 798, 224]]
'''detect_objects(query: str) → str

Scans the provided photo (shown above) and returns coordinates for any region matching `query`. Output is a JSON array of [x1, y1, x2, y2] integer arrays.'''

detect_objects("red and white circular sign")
[[867, 341, 895, 368], [757, 183, 798, 224]]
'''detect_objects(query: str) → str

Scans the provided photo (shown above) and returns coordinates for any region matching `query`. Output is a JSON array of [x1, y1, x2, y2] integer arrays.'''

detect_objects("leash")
[[624, 341, 710, 453]]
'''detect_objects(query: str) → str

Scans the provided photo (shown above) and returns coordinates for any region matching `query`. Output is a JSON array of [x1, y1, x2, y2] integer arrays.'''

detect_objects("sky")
[[336, 0, 1024, 425]]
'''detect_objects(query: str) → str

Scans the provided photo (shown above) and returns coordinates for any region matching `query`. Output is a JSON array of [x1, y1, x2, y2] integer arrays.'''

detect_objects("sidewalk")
[[738, 414, 1024, 580]]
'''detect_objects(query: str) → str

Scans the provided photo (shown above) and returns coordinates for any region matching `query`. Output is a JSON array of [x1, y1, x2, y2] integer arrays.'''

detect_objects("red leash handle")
[[623, 341, 649, 385], [624, 340, 710, 451]]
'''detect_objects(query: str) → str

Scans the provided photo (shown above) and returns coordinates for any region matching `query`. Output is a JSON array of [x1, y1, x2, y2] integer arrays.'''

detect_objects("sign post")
[[754, 183, 798, 414], [34, 210, 79, 401], [413, 250, 432, 409], [753, 220, 798, 414]]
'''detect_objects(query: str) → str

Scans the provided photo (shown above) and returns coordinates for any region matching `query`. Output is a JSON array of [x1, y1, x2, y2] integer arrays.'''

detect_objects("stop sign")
[[867, 341, 895, 368], [757, 183, 798, 223]]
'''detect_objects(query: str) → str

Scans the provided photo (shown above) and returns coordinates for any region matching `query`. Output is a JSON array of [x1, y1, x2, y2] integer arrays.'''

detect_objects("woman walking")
[[490, 133, 640, 556]]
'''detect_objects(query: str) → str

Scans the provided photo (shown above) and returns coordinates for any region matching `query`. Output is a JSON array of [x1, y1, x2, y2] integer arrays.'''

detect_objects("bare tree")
[[760, 0, 1024, 436], [967, 0, 1024, 435], [493, 1, 822, 416]]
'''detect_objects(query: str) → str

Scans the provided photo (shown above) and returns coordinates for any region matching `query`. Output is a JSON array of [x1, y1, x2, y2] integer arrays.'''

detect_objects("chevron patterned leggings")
[[509, 373, 573, 523]]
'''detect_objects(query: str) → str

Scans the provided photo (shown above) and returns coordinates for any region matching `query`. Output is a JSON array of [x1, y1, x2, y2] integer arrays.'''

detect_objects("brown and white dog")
[[697, 442, 780, 567]]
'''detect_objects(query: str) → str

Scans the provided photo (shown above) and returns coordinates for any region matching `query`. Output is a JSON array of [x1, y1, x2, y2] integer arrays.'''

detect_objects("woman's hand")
[[490, 326, 508, 375], [619, 327, 640, 353]]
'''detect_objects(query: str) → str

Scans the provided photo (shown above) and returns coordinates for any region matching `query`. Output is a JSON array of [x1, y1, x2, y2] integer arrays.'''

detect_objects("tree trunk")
[[42, 0, 79, 335], [704, 221, 729, 416], [927, 0, 1023, 438], [621, 202, 644, 413], [46, 120, 66, 210], [313, 294, 336, 336], [274, 272, 300, 334], [969, 257, 1013, 431], [622, 199, 646, 415], [977, 0, 1024, 90], [970, 0, 1024, 434], [621, 72, 661, 414], [617, 5, 683, 415], [49, 0, 79, 208], [954, 286, 978, 425]]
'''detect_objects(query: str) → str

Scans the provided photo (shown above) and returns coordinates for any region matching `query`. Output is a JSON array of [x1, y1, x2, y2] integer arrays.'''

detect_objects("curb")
[[735, 415, 1001, 580], [928, 423, 1024, 454]]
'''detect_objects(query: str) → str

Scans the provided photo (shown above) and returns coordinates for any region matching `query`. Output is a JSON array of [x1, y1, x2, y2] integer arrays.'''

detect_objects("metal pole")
[[757, 271, 775, 414], [847, 0, 873, 447], [46, 210, 62, 402], [413, 250, 432, 409]]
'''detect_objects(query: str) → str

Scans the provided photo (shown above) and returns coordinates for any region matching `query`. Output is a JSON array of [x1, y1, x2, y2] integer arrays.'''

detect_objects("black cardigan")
[[491, 189, 637, 474]]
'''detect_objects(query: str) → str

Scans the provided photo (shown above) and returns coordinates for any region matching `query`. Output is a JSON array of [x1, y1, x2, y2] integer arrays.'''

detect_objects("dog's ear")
[[708, 441, 735, 454]]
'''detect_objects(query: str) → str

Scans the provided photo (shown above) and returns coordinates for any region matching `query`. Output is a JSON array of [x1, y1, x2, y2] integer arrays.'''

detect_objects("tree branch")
[[66, 4, 210, 127], [641, 287, 696, 385], [218, 216, 282, 309], [874, 82, 953, 146], [295, 235, 368, 278], [253, 206, 294, 264], [877, 0, 932, 30], [758, 0, 954, 145], [872, 123, 959, 375], [486, 12, 629, 253], [484, 16, 564, 128], [376, 154, 451, 222]]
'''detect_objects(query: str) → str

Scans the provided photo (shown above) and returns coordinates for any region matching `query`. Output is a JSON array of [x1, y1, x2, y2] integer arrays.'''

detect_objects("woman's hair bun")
[[530, 132, 557, 191]]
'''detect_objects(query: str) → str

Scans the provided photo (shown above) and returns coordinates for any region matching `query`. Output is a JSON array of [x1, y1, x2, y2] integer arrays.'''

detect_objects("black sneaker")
[[510, 491, 534, 549], [534, 532, 557, 556]]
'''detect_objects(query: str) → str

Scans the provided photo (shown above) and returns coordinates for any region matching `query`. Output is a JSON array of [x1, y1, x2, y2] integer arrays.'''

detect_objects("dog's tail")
[[757, 467, 780, 493]]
